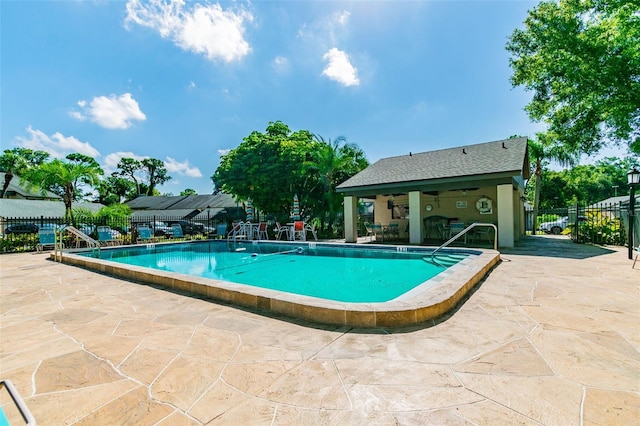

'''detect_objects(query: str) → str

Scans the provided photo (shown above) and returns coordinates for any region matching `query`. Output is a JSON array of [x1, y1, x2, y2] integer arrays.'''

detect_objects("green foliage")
[[575, 211, 624, 244], [22, 153, 104, 221], [531, 156, 639, 207], [0, 147, 50, 198], [180, 188, 197, 196], [212, 121, 368, 233], [507, 0, 640, 155]]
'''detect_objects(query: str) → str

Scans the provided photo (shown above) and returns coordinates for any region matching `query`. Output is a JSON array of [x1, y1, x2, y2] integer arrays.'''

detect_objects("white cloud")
[[102, 151, 148, 174], [333, 11, 350, 25], [125, 0, 253, 63], [322, 48, 359, 86], [70, 93, 146, 129], [272, 56, 289, 73], [218, 148, 231, 156], [164, 156, 202, 177], [16, 126, 100, 159]]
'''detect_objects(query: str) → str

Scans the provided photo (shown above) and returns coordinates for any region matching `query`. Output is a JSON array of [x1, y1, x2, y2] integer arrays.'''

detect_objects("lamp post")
[[628, 167, 640, 259]]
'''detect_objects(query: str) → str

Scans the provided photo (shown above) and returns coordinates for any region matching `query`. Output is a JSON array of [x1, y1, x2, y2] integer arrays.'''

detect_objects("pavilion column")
[[497, 184, 514, 248], [409, 191, 423, 244], [343, 196, 358, 243]]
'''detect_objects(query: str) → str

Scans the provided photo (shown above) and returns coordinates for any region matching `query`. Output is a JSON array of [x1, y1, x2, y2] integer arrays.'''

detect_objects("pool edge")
[[51, 244, 500, 328]]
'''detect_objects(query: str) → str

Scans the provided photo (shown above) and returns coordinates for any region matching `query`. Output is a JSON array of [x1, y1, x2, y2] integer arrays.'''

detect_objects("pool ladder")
[[430, 223, 497, 264], [0, 380, 35, 425], [53, 225, 101, 262]]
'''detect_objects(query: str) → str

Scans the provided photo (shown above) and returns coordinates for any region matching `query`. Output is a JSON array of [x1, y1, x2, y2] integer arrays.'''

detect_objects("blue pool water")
[[84, 241, 468, 303]]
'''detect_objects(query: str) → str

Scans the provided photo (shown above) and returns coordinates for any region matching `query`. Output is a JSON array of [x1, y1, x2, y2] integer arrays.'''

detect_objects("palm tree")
[[22, 153, 103, 222], [0, 148, 49, 198], [310, 135, 368, 235], [527, 133, 578, 234]]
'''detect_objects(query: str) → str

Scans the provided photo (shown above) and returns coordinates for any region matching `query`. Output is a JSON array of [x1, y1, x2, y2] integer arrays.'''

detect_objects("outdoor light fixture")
[[627, 167, 640, 259], [206, 205, 211, 234]]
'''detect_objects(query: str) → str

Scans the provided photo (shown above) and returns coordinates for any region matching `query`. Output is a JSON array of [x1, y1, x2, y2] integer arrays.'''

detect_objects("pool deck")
[[1, 235, 638, 424]]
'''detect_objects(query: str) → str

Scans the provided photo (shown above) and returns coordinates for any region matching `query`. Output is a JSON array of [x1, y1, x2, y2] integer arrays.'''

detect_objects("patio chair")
[[215, 223, 228, 239], [171, 223, 184, 239], [371, 222, 384, 242], [37, 228, 59, 252], [364, 222, 374, 241], [292, 221, 306, 241], [273, 222, 290, 240], [253, 222, 269, 240], [471, 224, 494, 246], [447, 222, 465, 242], [98, 226, 118, 246], [137, 225, 155, 243], [386, 222, 400, 240], [304, 222, 318, 241]]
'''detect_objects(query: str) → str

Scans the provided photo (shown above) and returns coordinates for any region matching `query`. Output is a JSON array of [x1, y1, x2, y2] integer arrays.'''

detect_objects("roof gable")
[[338, 137, 529, 191]]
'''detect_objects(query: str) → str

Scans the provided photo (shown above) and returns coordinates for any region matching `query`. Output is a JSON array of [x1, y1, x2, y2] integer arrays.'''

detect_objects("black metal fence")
[[0, 215, 224, 253], [527, 202, 629, 246]]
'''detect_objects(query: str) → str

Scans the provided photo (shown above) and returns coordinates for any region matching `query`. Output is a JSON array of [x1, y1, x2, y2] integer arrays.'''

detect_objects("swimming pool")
[[80, 241, 464, 303], [57, 240, 500, 328]]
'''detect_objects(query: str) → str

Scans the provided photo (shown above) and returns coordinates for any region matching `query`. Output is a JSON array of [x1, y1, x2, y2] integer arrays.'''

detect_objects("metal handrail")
[[54, 225, 101, 261], [1, 380, 36, 425], [431, 223, 497, 261]]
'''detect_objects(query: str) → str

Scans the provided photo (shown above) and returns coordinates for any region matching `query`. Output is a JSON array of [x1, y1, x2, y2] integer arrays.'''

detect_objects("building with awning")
[[337, 137, 530, 248]]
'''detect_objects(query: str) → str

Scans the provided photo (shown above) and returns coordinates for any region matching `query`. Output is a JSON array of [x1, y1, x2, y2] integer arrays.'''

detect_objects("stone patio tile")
[[119, 347, 180, 385], [1, 336, 80, 373], [260, 359, 352, 409], [181, 325, 240, 362], [583, 388, 640, 425], [336, 358, 460, 387], [82, 334, 143, 367], [156, 410, 202, 425], [454, 337, 555, 376], [347, 383, 484, 411], [455, 373, 583, 424], [273, 405, 398, 425], [73, 386, 175, 425], [24, 380, 138, 424], [528, 327, 640, 391], [451, 399, 539, 425], [34, 350, 124, 393], [188, 381, 254, 423], [205, 396, 277, 425], [151, 355, 225, 411], [222, 360, 300, 395]]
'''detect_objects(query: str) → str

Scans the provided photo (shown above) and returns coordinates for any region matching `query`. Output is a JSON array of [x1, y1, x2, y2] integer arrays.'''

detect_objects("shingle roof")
[[0, 172, 61, 200], [337, 137, 530, 191], [0, 199, 104, 219], [125, 193, 237, 210]]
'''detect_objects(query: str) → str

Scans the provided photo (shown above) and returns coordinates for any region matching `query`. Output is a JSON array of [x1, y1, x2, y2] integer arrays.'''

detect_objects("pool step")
[[423, 254, 465, 267]]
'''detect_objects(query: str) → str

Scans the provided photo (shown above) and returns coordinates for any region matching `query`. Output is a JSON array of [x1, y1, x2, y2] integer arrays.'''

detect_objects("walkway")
[[0, 235, 638, 424]]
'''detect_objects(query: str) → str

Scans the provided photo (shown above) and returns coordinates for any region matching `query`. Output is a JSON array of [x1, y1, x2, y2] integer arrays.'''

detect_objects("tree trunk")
[[532, 164, 542, 236], [1, 170, 13, 198]]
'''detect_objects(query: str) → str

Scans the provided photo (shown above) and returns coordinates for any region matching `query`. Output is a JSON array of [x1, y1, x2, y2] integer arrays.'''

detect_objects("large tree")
[[212, 121, 317, 218], [525, 132, 578, 234], [22, 153, 104, 221], [307, 135, 368, 232], [507, 0, 640, 155], [212, 121, 368, 226], [0, 148, 50, 198], [114, 157, 171, 197]]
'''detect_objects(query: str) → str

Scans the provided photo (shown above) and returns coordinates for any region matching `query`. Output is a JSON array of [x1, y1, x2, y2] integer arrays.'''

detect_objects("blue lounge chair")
[[171, 224, 184, 239], [215, 223, 228, 239], [137, 225, 155, 243], [37, 228, 59, 252], [98, 226, 117, 246]]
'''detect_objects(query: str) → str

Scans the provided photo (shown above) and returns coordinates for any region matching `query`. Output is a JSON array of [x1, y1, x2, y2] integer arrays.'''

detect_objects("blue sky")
[[2, 0, 580, 195]]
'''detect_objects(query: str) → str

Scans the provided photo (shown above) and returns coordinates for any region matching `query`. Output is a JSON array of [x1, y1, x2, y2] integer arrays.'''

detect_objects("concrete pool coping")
[[51, 240, 500, 328]]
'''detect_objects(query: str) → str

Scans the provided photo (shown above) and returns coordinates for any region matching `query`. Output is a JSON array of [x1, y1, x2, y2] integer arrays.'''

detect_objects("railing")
[[431, 223, 497, 261], [1, 380, 36, 425], [54, 225, 100, 261]]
